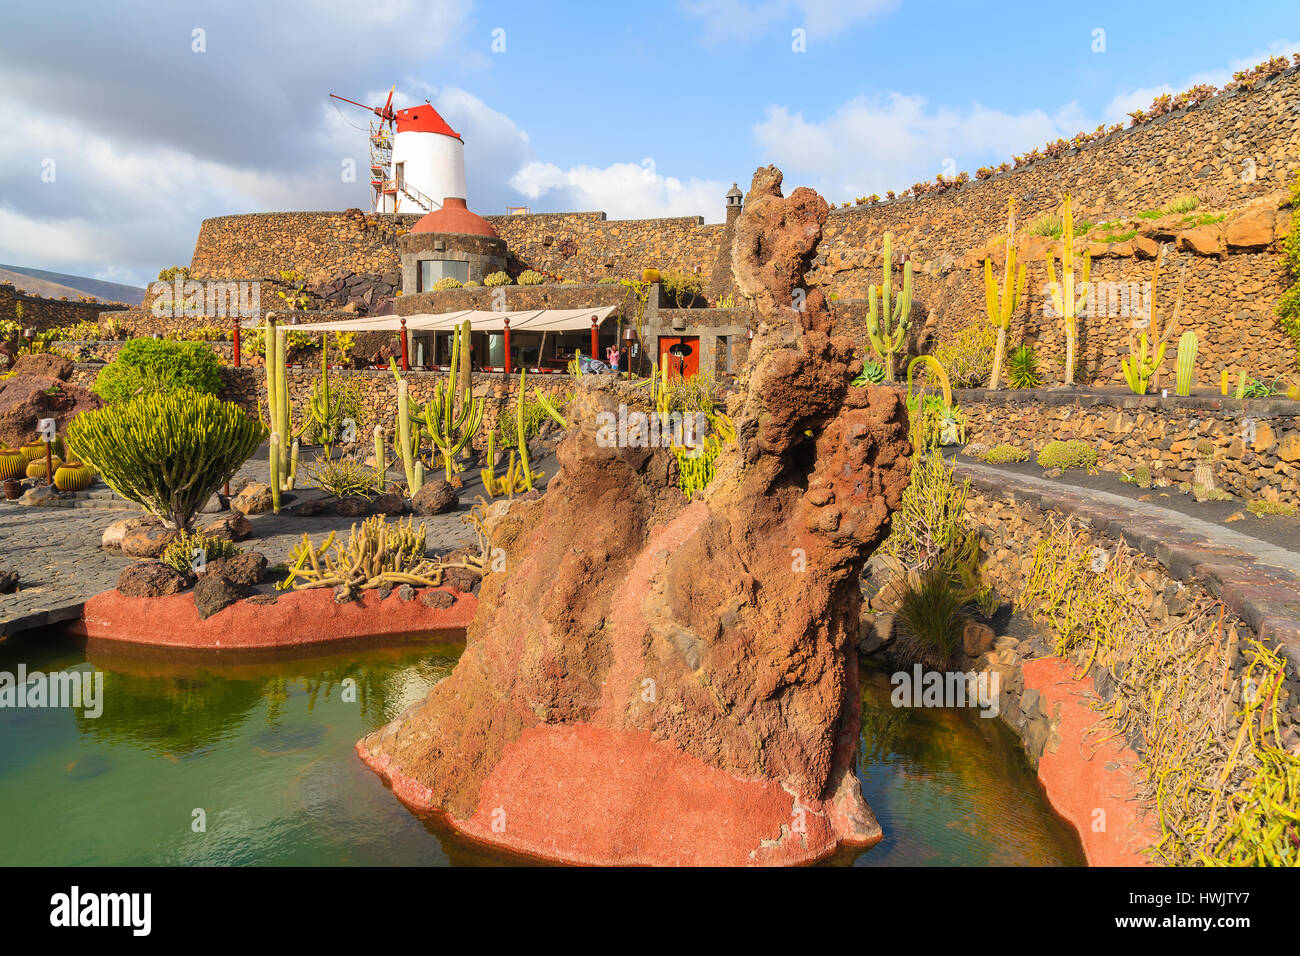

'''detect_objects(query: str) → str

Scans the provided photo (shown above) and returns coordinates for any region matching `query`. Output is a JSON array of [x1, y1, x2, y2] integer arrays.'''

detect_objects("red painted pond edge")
[[63, 586, 478, 650]]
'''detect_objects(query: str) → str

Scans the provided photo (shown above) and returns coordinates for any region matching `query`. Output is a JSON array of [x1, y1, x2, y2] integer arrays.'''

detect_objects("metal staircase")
[[369, 121, 439, 214]]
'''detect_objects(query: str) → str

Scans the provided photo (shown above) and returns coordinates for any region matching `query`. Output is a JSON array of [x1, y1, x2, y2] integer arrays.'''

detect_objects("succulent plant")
[[0, 449, 26, 481], [52, 461, 94, 492]]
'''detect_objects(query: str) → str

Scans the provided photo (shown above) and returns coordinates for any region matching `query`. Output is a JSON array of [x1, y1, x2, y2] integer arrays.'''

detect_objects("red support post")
[[590, 315, 598, 366], [400, 316, 409, 372], [503, 317, 512, 375], [232, 321, 241, 368]]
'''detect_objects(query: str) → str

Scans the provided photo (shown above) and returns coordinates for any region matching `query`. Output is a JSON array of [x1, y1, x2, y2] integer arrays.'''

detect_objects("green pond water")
[[0, 633, 1083, 866]]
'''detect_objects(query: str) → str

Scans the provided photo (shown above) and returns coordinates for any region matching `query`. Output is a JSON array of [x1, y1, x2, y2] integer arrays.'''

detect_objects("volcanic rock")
[[336, 495, 370, 517], [202, 511, 254, 541], [120, 523, 180, 558], [231, 482, 273, 515], [117, 561, 190, 597], [411, 479, 458, 515], [358, 165, 912, 866], [193, 574, 245, 620], [204, 551, 267, 586], [9, 353, 74, 381], [0, 373, 103, 449], [372, 491, 406, 515]]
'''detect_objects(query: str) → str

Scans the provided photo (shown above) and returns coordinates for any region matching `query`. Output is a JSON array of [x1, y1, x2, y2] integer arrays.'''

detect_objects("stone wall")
[[1, 283, 129, 332], [959, 388, 1300, 499], [180, 65, 1300, 383]]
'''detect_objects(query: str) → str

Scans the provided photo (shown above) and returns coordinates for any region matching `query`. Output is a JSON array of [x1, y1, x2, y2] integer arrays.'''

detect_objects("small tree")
[[65, 390, 265, 529]]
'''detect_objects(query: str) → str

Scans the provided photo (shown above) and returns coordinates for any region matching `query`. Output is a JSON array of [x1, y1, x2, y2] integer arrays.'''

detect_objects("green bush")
[[484, 271, 512, 287], [596, 276, 620, 284], [933, 323, 997, 389], [1006, 345, 1043, 388], [93, 338, 223, 404], [160, 530, 242, 576], [981, 444, 1029, 464], [517, 270, 544, 286], [1036, 439, 1097, 470], [895, 565, 970, 668], [432, 277, 463, 291], [65, 390, 265, 530], [661, 269, 703, 307]]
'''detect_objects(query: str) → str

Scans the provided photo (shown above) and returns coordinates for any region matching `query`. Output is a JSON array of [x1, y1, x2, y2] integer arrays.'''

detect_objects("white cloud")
[[681, 0, 896, 44], [510, 160, 727, 222], [1103, 38, 1300, 125], [752, 94, 1086, 200]]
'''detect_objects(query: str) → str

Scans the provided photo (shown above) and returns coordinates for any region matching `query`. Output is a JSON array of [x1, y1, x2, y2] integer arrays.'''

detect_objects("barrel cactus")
[[26, 456, 63, 479], [53, 461, 95, 492], [0, 449, 25, 481], [20, 438, 63, 461], [642, 268, 661, 283], [65, 389, 266, 530]]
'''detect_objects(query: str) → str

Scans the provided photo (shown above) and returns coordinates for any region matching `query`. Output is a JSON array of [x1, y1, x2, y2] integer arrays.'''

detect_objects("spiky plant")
[[1006, 345, 1042, 388]]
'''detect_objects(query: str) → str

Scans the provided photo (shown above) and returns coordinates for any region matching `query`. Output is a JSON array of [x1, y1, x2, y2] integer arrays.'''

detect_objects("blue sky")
[[0, 0, 1296, 287]]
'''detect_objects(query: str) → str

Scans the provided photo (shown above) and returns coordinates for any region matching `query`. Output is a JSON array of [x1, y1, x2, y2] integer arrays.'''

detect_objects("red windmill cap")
[[394, 104, 461, 140], [412, 198, 499, 238]]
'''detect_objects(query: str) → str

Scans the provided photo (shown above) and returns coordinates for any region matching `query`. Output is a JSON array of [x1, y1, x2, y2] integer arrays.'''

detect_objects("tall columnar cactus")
[[1175, 331, 1198, 396], [1121, 334, 1166, 395], [261, 313, 305, 490], [421, 320, 485, 482], [985, 198, 1026, 389], [867, 232, 912, 382], [395, 377, 421, 495], [1045, 196, 1091, 386], [307, 333, 345, 459], [373, 424, 387, 491], [515, 369, 543, 492], [1141, 244, 1186, 393], [64, 390, 265, 530]]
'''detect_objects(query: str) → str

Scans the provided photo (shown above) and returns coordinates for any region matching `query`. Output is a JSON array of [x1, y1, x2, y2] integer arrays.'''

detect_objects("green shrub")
[[851, 358, 886, 386], [65, 390, 265, 530], [660, 269, 703, 307], [1247, 500, 1297, 516], [157, 266, 191, 281], [1027, 213, 1093, 239], [432, 277, 463, 291], [93, 338, 223, 404], [981, 444, 1029, 464], [933, 323, 997, 389], [484, 271, 512, 287], [309, 455, 380, 499], [464, 280, 480, 287], [884, 444, 970, 573], [597, 276, 620, 284], [517, 270, 544, 286], [160, 530, 242, 576], [1006, 345, 1043, 388], [1164, 194, 1201, 215], [1036, 439, 1097, 470]]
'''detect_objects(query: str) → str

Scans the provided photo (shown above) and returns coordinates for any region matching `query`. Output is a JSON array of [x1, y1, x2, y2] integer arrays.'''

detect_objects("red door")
[[658, 336, 700, 381]]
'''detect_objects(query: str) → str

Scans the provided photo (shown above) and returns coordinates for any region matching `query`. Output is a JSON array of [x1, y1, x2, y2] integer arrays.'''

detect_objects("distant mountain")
[[0, 264, 146, 306]]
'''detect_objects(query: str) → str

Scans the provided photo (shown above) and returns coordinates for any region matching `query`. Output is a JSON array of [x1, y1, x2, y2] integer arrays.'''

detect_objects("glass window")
[[419, 259, 470, 291]]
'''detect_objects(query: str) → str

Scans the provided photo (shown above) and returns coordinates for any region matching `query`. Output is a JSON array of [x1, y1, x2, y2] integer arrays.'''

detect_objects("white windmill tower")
[[330, 87, 466, 214]]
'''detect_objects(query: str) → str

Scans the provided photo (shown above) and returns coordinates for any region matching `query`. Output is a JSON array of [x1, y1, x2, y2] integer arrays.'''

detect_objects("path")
[[957, 461, 1300, 669]]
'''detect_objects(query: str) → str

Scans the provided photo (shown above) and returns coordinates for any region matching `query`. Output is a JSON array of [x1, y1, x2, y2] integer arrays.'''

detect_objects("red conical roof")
[[412, 198, 499, 238], [394, 104, 461, 140]]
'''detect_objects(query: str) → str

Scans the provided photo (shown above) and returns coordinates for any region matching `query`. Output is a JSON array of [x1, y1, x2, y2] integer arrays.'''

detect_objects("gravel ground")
[[0, 440, 557, 637]]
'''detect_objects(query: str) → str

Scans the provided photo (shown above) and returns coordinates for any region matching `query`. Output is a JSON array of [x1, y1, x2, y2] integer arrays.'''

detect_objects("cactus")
[[1221, 369, 1230, 396], [0, 449, 25, 481], [64, 390, 265, 530], [373, 424, 387, 491], [1235, 371, 1248, 400], [396, 377, 419, 495], [269, 433, 281, 513], [1121, 334, 1167, 394], [1174, 331, 1198, 396], [420, 320, 485, 482], [1143, 245, 1186, 393], [867, 233, 912, 382], [306, 333, 345, 459], [985, 199, 1026, 389], [25, 455, 63, 479], [53, 461, 94, 492], [260, 313, 305, 491], [1045, 195, 1091, 385], [514, 369, 543, 492]]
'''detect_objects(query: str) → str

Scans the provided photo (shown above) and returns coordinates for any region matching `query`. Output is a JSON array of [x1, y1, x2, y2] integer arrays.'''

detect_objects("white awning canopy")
[[244, 306, 617, 333]]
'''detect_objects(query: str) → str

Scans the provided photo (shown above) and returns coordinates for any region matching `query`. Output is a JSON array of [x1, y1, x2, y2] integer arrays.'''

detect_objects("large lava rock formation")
[[359, 166, 912, 865]]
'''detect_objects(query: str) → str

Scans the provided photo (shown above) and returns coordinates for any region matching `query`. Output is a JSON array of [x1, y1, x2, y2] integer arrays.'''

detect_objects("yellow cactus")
[[985, 198, 1026, 389], [1045, 195, 1091, 386]]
